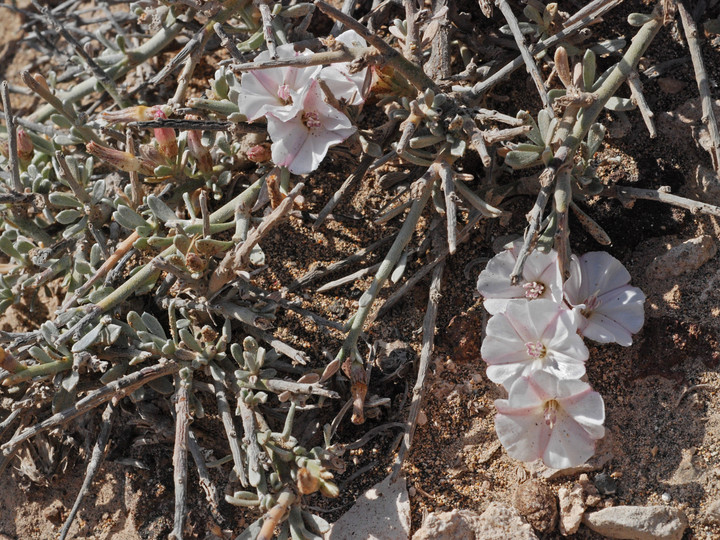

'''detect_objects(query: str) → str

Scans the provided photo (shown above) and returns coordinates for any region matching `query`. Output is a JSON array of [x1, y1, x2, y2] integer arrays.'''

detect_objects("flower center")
[[544, 400, 559, 429], [302, 111, 322, 129], [523, 281, 545, 299], [525, 340, 546, 359], [277, 84, 291, 102], [581, 292, 600, 317]]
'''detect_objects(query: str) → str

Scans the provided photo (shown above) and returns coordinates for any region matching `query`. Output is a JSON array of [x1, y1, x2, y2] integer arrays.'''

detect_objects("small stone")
[[594, 472, 617, 495], [583, 505, 688, 540], [578, 474, 602, 507], [558, 485, 585, 536], [657, 77, 686, 94], [42, 500, 64, 525], [477, 503, 539, 540], [645, 235, 717, 280], [512, 478, 558, 533], [412, 510, 480, 540], [662, 493, 672, 503], [704, 500, 720, 525]]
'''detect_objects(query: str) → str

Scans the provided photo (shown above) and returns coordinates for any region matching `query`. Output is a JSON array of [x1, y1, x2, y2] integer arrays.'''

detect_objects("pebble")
[[645, 235, 717, 280], [512, 478, 558, 533], [413, 504, 538, 540], [662, 493, 672, 503], [703, 500, 720, 525], [583, 505, 688, 540]]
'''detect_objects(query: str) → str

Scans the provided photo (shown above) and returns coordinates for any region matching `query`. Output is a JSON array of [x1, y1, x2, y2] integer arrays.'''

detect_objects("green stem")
[[2, 359, 71, 386], [337, 167, 437, 364], [95, 176, 265, 313]]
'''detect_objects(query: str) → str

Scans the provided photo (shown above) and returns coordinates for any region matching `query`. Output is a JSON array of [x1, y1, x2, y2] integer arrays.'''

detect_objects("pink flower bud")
[[246, 144, 271, 163], [87, 141, 143, 173], [187, 130, 213, 174], [16, 128, 34, 163], [152, 109, 178, 162]]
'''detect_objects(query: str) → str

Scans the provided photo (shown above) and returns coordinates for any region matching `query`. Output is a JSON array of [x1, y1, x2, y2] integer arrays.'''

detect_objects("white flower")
[[267, 79, 356, 174], [318, 30, 370, 106], [494, 372, 605, 469], [236, 44, 322, 122], [481, 299, 588, 390], [477, 242, 563, 315], [564, 252, 645, 347]]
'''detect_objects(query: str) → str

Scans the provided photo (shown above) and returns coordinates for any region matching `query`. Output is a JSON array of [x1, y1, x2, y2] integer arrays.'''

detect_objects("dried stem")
[[627, 70, 656, 138], [314, 154, 374, 229], [59, 402, 117, 540], [391, 259, 444, 481], [677, 1, 720, 172], [170, 369, 191, 540], [1, 360, 180, 459], [210, 364, 248, 485], [496, 0, 554, 118], [1, 81, 22, 192], [606, 185, 720, 217]]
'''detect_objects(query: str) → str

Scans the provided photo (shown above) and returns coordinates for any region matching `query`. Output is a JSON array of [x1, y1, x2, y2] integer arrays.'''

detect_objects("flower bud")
[[187, 129, 213, 174], [319, 479, 339, 498], [16, 128, 34, 163], [102, 105, 158, 124], [246, 144, 271, 163], [297, 467, 320, 495], [152, 109, 178, 162], [87, 141, 143, 173]]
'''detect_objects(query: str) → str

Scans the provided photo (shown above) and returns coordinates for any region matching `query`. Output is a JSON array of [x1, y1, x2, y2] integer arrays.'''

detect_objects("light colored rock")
[[558, 484, 584, 536], [412, 510, 481, 540], [646, 235, 717, 280], [704, 499, 720, 525], [665, 447, 705, 485], [583, 505, 688, 540], [694, 165, 720, 205], [577, 474, 602, 507], [512, 479, 557, 533], [326, 474, 410, 540], [413, 503, 538, 540]]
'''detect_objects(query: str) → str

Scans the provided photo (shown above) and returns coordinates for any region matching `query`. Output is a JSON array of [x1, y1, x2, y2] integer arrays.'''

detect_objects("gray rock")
[[512, 479, 557, 533], [413, 504, 538, 540], [326, 474, 410, 539], [583, 505, 688, 540], [645, 235, 717, 280], [593, 472, 617, 495]]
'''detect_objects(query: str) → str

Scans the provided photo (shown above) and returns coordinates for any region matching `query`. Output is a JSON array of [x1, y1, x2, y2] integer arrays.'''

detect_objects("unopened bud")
[[297, 467, 320, 495], [319, 479, 339, 498], [246, 144, 271, 163], [185, 252, 206, 273], [16, 129, 34, 163], [554, 47, 572, 89], [187, 129, 213, 174], [32, 73, 51, 93], [102, 105, 158, 124], [152, 109, 178, 161], [86, 141, 143, 173]]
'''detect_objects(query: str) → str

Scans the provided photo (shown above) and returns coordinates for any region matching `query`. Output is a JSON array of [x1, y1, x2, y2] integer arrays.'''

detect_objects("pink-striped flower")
[[481, 299, 588, 390], [494, 372, 605, 469], [267, 79, 355, 174], [236, 44, 322, 123], [564, 252, 645, 346], [477, 243, 563, 315]]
